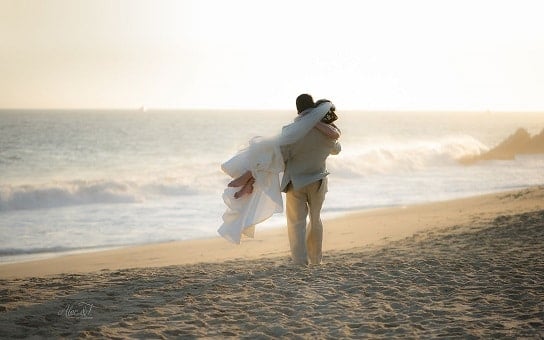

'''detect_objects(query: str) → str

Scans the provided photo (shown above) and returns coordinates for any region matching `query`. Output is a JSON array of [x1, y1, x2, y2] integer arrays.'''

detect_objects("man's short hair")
[[296, 94, 315, 113]]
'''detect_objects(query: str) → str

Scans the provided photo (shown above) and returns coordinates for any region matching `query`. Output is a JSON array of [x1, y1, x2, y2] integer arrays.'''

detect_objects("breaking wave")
[[3, 130, 542, 212], [328, 134, 488, 177], [0, 178, 199, 212]]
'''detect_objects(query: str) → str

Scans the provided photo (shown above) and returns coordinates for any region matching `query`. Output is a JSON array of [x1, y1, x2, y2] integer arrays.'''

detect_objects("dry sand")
[[1, 186, 543, 338]]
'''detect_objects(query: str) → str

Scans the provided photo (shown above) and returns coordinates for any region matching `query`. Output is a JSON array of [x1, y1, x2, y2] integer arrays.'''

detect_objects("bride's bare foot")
[[234, 178, 255, 199], [228, 170, 253, 187]]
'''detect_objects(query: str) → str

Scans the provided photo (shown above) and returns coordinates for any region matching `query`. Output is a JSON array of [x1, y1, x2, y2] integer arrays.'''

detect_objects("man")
[[280, 94, 341, 265]]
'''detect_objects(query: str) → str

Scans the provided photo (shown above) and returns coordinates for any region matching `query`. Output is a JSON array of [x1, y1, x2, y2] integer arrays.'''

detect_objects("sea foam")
[[328, 134, 488, 177], [0, 179, 198, 211]]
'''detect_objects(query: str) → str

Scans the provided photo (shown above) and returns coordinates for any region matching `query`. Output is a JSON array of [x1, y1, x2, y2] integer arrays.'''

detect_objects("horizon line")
[[1, 107, 544, 113]]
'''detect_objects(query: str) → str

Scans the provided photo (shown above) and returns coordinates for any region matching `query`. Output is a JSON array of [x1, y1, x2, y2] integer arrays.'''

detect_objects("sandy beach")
[[1, 186, 543, 338]]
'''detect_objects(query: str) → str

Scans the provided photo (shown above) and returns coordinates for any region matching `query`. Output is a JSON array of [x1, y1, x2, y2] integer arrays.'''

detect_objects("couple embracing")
[[218, 94, 341, 265]]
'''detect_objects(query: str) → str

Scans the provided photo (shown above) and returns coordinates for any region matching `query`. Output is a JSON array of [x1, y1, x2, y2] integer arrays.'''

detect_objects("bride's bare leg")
[[234, 177, 255, 199], [228, 170, 253, 187]]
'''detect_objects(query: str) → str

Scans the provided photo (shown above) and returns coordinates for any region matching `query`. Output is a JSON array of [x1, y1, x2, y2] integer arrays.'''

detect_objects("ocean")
[[1, 109, 543, 263]]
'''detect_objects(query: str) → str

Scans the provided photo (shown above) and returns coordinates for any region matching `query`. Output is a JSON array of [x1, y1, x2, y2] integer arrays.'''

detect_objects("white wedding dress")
[[218, 102, 332, 243]]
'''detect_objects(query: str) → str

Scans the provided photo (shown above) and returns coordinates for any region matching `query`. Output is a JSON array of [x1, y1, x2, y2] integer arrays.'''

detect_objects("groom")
[[280, 94, 341, 265]]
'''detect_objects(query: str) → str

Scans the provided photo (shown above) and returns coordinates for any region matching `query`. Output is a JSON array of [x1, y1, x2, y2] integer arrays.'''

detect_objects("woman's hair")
[[315, 99, 338, 124], [296, 93, 315, 113]]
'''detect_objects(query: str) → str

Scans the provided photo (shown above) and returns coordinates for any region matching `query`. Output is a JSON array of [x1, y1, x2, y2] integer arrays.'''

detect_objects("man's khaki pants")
[[285, 178, 327, 265]]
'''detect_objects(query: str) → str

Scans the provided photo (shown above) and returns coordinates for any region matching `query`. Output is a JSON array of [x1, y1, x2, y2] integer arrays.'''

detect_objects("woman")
[[218, 95, 339, 244]]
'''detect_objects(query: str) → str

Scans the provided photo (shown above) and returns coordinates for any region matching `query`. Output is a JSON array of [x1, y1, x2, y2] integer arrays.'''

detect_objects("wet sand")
[[0, 187, 543, 338]]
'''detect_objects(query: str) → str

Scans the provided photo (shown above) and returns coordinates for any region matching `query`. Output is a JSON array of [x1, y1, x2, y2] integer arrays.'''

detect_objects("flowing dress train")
[[218, 102, 332, 243]]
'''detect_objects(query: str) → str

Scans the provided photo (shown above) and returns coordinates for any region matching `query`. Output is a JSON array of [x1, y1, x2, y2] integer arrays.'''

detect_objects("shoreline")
[[0, 186, 533, 266], [1, 186, 542, 279]]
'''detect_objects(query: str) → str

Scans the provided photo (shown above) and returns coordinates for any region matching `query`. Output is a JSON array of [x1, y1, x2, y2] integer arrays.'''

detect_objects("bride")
[[218, 97, 338, 243]]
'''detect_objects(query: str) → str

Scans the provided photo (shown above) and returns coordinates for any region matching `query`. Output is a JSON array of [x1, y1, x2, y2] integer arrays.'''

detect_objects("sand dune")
[[0, 187, 543, 338], [461, 128, 544, 164]]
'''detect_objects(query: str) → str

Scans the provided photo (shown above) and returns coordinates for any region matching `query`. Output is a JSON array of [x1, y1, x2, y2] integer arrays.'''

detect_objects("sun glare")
[[0, 0, 543, 110]]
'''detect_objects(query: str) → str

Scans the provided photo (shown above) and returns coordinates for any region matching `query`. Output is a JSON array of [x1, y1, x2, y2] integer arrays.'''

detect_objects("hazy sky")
[[1, 0, 543, 110]]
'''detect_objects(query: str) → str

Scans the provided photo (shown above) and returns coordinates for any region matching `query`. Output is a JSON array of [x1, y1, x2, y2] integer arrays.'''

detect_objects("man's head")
[[296, 93, 315, 114]]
